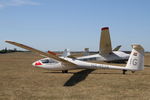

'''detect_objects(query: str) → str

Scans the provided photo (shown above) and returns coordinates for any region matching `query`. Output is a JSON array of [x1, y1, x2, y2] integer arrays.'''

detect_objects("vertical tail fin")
[[99, 27, 112, 55], [62, 49, 70, 57], [125, 45, 144, 71], [84, 48, 89, 56]]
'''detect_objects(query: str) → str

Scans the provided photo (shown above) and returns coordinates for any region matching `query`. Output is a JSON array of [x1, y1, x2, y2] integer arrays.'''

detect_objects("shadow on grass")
[[44, 71, 123, 75], [64, 69, 95, 86], [44, 69, 142, 75]]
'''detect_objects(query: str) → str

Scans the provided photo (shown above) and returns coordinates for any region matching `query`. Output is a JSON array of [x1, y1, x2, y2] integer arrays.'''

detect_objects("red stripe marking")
[[48, 51, 57, 55], [101, 27, 109, 31]]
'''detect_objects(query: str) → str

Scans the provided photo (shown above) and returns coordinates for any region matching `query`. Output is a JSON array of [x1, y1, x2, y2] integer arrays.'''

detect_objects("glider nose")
[[32, 61, 43, 67]]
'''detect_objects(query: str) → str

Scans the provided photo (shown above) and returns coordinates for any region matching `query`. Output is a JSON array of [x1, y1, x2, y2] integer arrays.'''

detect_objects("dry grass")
[[144, 53, 150, 66], [0, 52, 150, 100]]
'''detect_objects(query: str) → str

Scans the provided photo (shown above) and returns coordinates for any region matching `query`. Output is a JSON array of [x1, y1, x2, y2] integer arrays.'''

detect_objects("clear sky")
[[0, 0, 150, 51]]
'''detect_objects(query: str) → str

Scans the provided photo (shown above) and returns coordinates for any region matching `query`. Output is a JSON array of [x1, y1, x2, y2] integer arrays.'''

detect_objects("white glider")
[[77, 27, 130, 62], [6, 41, 144, 74]]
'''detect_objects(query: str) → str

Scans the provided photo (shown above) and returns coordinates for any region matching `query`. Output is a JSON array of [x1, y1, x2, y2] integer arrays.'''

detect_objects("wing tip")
[[5, 40, 12, 43]]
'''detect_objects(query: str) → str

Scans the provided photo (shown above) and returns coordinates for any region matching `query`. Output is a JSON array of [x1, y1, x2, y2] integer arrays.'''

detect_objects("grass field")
[[145, 53, 150, 66], [0, 52, 150, 100]]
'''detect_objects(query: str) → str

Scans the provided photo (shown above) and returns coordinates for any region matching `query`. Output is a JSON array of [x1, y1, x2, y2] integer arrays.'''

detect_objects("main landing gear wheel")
[[62, 70, 68, 73], [122, 70, 127, 75], [131, 71, 135, 73]]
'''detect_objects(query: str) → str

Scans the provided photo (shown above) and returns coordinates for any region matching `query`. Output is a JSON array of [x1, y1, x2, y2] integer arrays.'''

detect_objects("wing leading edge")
[[5, 41, 76, 66]]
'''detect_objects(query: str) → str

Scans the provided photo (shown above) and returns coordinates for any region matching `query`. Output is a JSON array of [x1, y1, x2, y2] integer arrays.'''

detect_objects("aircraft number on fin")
[[130, 58, 138, 65]]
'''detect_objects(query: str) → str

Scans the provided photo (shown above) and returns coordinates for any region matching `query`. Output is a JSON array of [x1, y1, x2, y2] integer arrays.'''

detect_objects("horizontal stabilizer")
[[113, 45, 122, 51]]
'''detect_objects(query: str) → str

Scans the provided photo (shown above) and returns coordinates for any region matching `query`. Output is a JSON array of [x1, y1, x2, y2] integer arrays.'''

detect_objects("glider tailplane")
[[125, 45, 144, 71], [113, 45, 122, 51]]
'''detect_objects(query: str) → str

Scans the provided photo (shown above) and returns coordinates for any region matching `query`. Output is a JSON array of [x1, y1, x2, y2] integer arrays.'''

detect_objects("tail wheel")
[[62, 70, 68, 73]]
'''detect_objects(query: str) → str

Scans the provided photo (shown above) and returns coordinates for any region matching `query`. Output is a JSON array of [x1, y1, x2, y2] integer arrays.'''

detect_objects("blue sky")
[[0, 0, 150, 51]]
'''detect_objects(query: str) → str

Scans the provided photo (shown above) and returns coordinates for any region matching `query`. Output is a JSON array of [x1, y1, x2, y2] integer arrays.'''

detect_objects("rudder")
[[99, 27, 112, 55], [125, 45, 144, 71]]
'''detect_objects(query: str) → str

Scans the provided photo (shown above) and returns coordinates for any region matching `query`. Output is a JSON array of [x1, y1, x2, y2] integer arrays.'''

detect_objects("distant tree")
[[0, 48, 25, 53], [0, 48, 8, 53]]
